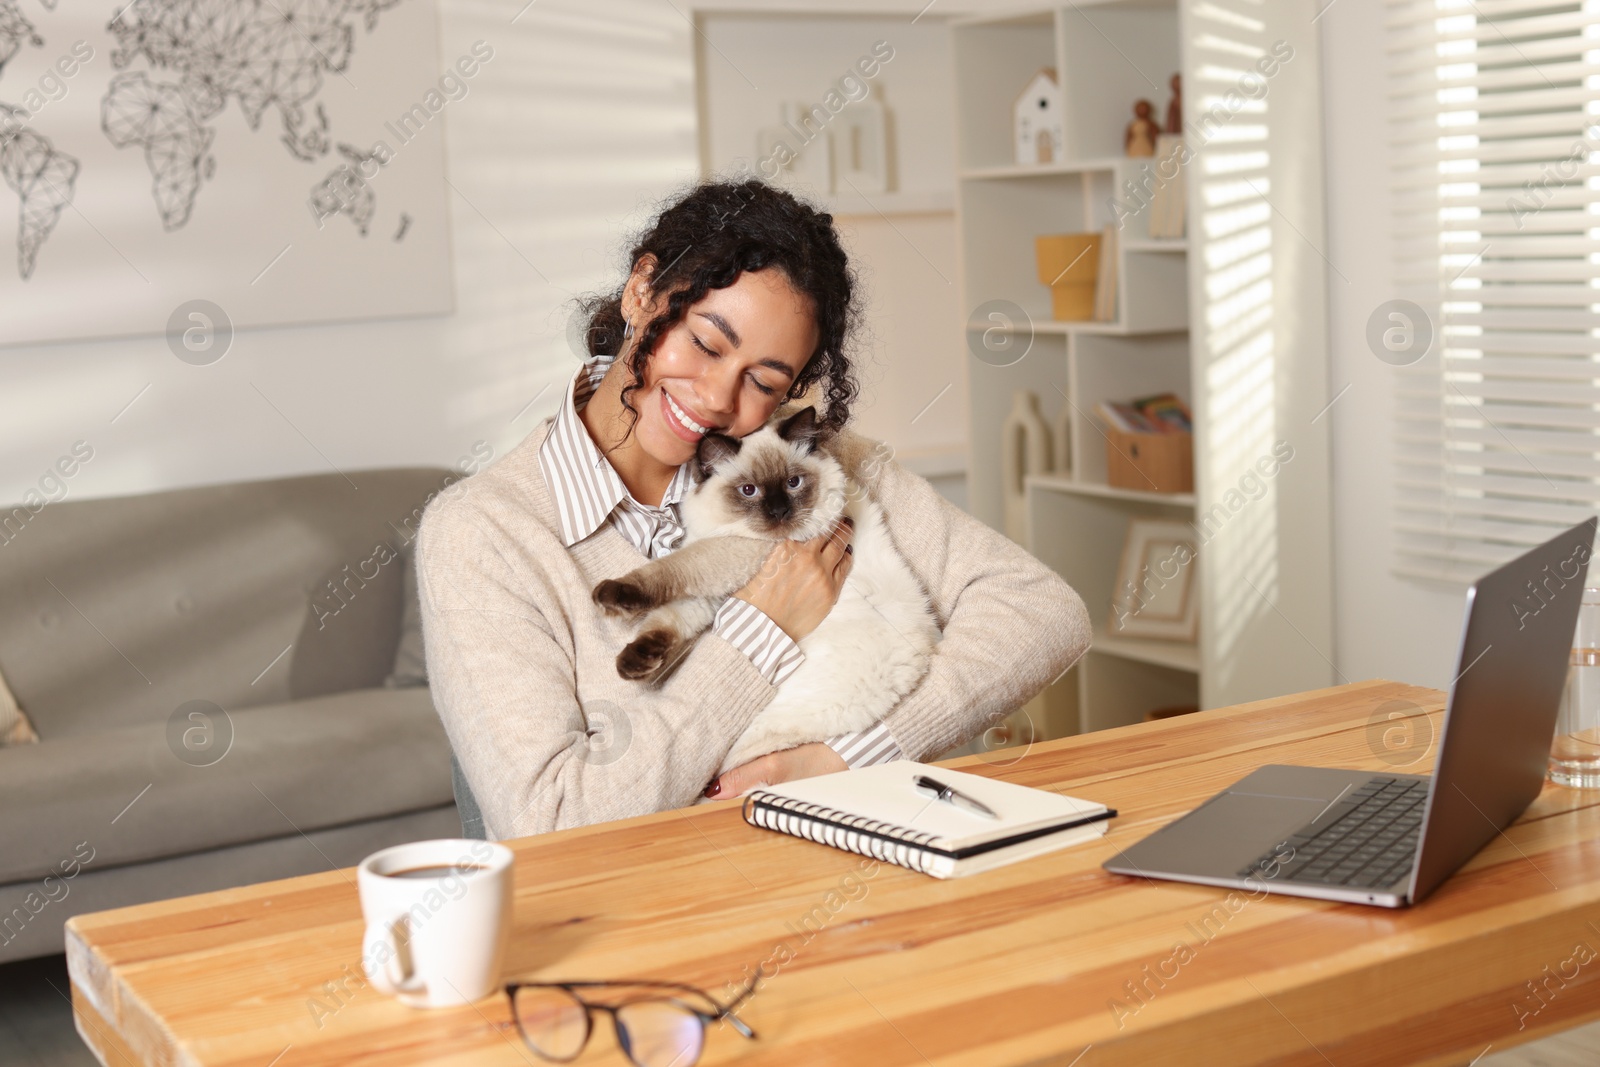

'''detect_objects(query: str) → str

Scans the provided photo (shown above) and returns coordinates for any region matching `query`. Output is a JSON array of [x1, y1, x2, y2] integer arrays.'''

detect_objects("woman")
[[416, 178, 1090, 840]]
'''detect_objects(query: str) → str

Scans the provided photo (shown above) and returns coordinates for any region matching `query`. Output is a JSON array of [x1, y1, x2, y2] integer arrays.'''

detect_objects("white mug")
[[357, 838, 514, 1007]]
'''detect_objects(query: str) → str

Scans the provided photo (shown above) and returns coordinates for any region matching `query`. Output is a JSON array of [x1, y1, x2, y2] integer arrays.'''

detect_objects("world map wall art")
[[0, 0, 455, 346]]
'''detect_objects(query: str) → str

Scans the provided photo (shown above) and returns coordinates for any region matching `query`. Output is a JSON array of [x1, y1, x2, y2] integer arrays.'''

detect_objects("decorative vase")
[[1001, 389, 1052, 544], [1052, 402, 1072, 475]]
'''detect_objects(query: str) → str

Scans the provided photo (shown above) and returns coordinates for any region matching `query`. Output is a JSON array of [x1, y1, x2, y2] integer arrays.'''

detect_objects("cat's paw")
[[593, 578, 653, 617], [618, 628, 677, 681]]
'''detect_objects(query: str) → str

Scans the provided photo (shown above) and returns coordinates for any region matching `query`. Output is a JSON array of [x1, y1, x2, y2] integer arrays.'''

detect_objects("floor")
[[1482, 1026, 1600, 1067], [0, 956, 97, 1066], [2, 953, 1597, 1066]]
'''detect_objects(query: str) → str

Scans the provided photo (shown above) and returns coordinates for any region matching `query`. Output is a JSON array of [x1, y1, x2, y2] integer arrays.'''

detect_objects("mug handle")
[[362, 914, 426, 997]]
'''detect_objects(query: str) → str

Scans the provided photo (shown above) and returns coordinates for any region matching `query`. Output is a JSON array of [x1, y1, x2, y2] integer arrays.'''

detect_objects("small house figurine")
[[1125, 99, 1158, 157], [1013, 68, 1063, 165]]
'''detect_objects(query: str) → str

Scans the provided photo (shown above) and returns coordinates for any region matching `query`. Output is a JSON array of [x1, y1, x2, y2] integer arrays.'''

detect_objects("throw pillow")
[[385, 540, 428, 688]]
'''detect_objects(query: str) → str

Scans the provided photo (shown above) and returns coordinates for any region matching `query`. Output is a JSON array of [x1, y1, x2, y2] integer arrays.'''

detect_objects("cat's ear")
[[695, 432, 741, 481], [777, 405, 824, 455]]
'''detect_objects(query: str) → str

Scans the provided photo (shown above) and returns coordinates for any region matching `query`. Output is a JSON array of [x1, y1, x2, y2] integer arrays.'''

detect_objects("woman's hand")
[[730, 516, 854, 642], [704, 742, 848, 799]]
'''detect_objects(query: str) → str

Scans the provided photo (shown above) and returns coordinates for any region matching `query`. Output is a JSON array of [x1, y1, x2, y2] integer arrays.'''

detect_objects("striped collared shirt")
[[537, 350, 902, 770]]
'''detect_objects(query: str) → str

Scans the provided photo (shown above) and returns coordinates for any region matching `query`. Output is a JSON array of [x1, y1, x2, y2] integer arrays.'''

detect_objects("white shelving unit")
[[951, 0, 1336, 746]]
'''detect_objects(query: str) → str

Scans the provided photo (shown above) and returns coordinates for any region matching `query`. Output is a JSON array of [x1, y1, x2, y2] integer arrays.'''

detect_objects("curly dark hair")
[[573, 174, 864, 441]]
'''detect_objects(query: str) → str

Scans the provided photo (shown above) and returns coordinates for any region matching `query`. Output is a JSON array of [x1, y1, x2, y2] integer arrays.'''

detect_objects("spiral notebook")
[[740, 759, 1116, 879]]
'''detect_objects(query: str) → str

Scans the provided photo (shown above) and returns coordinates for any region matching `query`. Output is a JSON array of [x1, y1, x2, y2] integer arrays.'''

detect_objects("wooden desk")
[[66, 680, 1600, 1067]]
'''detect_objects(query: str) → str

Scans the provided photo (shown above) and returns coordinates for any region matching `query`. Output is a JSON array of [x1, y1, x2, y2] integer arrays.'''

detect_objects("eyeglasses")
[[504, 968, 761, 1067]]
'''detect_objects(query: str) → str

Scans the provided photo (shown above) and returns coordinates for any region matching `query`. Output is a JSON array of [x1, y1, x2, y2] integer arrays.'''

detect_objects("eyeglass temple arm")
[[587, 968, 763, 1015], [706, 965, 765, 1040]]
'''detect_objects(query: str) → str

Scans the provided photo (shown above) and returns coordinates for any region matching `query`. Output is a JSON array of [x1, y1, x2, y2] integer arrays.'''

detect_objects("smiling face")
[[619, 255, 820, 470]]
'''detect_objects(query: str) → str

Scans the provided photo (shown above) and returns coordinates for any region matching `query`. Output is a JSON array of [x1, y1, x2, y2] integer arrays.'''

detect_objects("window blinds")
[[1390, 0, 1600, 583]]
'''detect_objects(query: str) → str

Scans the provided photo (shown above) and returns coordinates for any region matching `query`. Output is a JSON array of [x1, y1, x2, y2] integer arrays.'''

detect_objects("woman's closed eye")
[[691, 334, 778, 396]]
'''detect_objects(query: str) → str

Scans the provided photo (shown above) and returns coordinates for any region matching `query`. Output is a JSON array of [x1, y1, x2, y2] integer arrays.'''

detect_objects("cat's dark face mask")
[[694, 406, 831, 539]]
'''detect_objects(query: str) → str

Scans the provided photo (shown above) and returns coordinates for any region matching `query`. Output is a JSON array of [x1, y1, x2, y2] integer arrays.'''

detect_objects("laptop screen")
[[1409, 517, 1595, 902]]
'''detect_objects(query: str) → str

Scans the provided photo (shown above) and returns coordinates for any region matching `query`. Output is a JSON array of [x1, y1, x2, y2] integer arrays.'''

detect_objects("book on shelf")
[[1147, 134, 1187, 240], [1132, 392, 1192, 433], [1093, 393, 1192, 435], [1093, 223, 1118, 322], [741, 759, 1115, 879], [1093, 400, 1157, 434]]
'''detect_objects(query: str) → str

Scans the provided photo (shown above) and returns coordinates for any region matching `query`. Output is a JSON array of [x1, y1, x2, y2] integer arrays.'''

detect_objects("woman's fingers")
[[818, 515, 853, 557], [706, 744, 850, 800], [708, 753, 774, 799], [826, 516, 854, 580]]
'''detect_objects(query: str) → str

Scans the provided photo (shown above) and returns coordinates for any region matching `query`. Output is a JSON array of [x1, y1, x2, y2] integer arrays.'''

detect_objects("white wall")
[[1320, 0, 1466, 690], [2, 1, 702, 508], [1, 0, 976, 516]]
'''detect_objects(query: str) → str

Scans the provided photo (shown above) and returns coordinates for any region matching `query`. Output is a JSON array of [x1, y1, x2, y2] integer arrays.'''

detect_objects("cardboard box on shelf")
[[1106, 428, 1193, 494]]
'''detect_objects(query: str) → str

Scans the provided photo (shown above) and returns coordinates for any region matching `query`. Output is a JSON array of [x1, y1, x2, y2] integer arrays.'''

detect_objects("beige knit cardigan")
[[415, 417, 1092, 840]]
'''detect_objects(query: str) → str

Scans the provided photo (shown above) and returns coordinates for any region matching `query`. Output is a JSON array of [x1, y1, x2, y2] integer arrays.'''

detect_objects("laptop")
[[1103, 517, 1596, 907]]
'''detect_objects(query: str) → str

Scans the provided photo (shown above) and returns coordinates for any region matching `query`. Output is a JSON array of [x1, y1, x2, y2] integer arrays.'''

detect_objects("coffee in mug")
[[387, 864, 488, 879], [357, 839, 514, 1007]]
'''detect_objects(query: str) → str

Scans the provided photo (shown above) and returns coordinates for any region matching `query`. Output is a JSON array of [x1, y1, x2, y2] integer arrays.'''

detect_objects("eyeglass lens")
[[512, 987, 708, 1067], [614, 1000, 705, 1067], [511, 987, 589, 1059]]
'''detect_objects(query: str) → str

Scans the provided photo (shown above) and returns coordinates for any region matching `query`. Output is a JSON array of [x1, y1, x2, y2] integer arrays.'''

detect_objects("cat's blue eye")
[[738, 484, 758, 497], [787, 475, 801, 489]]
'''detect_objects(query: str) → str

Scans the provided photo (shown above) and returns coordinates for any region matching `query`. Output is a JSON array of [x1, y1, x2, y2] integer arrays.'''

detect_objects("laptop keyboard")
[[1235, 776, 1429, 889]]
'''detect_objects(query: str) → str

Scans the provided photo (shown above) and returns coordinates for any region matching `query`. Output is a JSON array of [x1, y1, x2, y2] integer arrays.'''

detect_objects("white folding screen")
[[1391, 0, 1600, 582]]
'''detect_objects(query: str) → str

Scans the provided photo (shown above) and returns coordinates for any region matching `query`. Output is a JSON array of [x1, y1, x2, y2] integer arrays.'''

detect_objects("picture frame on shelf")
[[834, 101, 889, 194], [1109, 519, 1198, 642], [755, 101, 834, 193]]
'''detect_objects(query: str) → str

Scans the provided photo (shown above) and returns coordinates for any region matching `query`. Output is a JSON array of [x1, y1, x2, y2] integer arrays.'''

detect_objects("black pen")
[[913, 774, 1000, 820]]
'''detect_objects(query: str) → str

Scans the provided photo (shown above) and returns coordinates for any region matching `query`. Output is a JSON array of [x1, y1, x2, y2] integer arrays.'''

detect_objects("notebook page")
[[752, 759, 1108, 851]]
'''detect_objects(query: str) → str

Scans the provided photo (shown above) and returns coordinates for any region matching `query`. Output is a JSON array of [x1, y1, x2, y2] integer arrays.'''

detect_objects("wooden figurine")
[[1165, 73, 1182, 134], [1125, 100, 1158, 157]]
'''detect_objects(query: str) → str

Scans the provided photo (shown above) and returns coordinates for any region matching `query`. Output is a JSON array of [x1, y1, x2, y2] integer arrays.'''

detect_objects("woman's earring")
[[623, 320, 635, 340]]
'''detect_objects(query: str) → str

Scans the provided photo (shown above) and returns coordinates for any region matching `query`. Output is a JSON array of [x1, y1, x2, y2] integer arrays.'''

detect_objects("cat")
[[591, 404, 941, 785]]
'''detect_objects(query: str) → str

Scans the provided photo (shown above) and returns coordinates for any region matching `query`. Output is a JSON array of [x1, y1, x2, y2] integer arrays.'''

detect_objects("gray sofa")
[[0, 468, 464, 962]]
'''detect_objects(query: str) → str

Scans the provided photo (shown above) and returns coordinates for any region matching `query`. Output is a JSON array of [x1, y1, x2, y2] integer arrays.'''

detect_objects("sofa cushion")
[[0, 467, 454, 739], [0, 687, 451, 885], [0, 805, 463, 963]]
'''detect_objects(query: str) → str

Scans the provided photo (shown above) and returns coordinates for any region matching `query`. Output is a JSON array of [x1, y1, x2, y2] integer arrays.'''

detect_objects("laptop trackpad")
[[1127, 792, 1329, 877]]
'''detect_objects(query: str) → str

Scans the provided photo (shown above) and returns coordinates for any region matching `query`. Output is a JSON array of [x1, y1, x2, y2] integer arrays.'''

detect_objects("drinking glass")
[[1550, 587, 1600, 788]]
